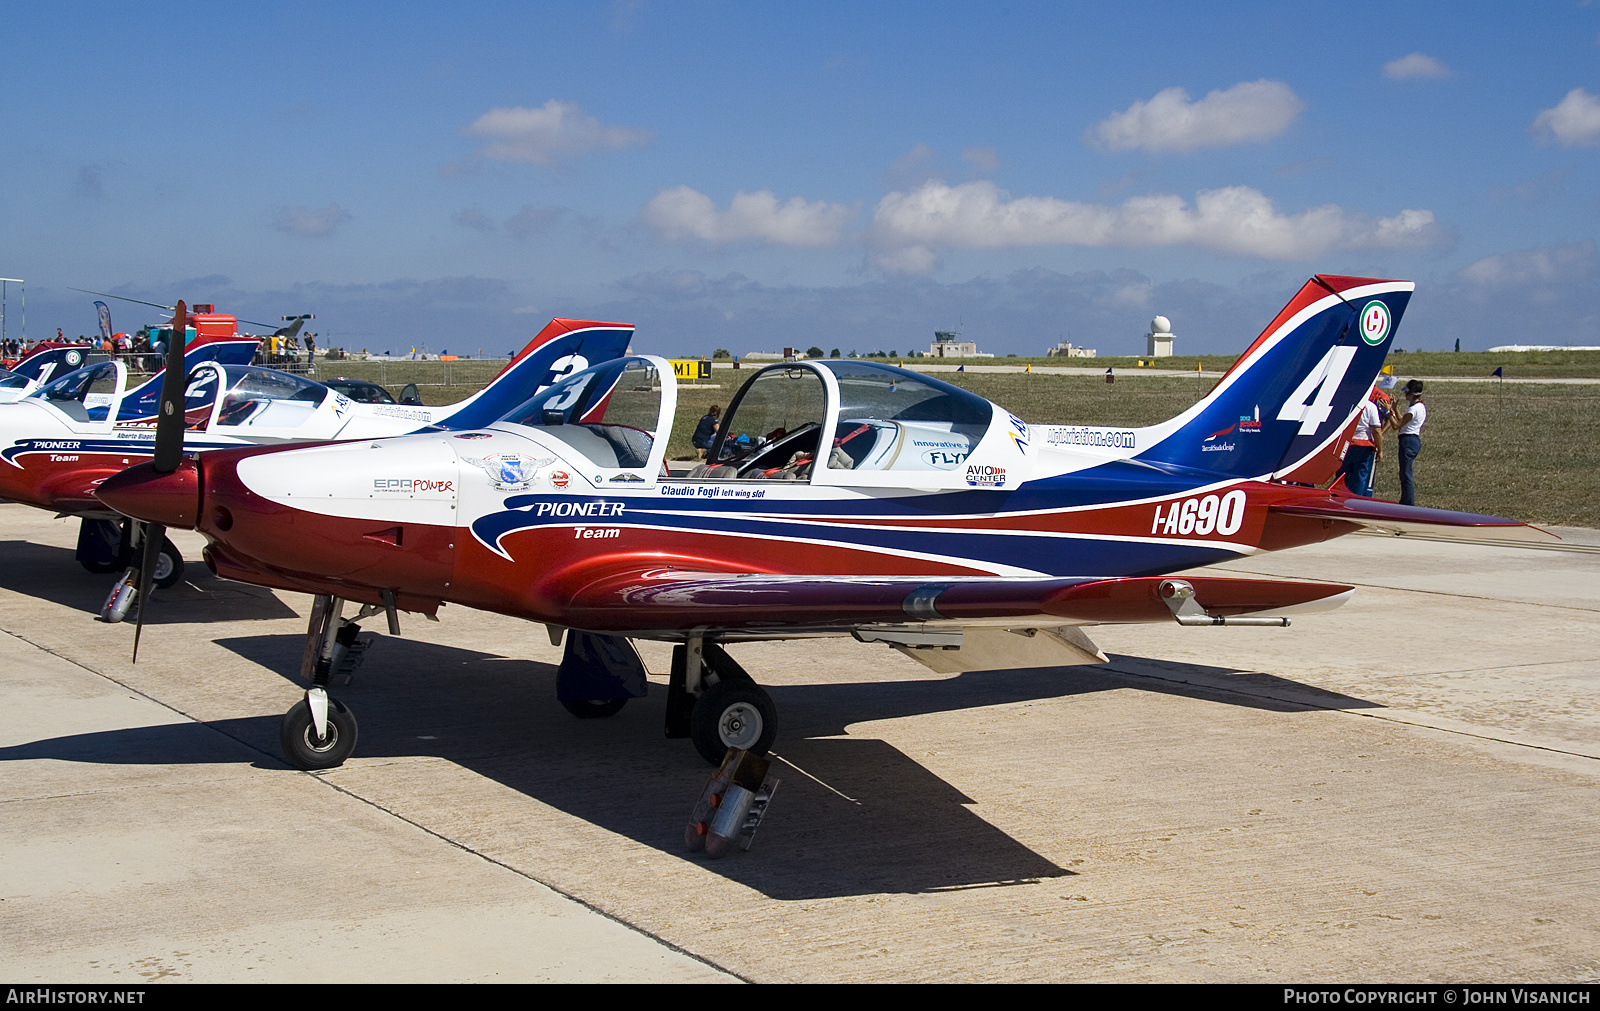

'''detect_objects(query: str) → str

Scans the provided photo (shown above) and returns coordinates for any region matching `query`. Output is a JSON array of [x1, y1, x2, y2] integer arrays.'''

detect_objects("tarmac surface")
[[1, 503, 1597, 983]]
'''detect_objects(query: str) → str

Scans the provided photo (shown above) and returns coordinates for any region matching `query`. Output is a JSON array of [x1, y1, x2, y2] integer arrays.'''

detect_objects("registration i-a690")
[[1150, 490, 1246, 537]]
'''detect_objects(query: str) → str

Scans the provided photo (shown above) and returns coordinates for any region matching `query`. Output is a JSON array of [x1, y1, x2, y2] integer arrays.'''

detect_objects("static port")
[[213, 505, 233, 531]]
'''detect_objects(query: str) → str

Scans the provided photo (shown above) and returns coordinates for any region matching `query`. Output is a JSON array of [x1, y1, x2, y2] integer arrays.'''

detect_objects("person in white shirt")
[[1339, 391, 1385, 496], [1395, 379, 1427, 506]]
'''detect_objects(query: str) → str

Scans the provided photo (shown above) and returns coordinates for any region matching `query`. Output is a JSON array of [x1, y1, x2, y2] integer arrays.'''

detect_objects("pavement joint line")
[[301, 773, 750, 983], [1416, 658, 1600, 676], [1352, 530, 1600, 555], [1210, 570, 1600, 614], [0, 623, 749, 984], [1100, 662, 1600, 763]]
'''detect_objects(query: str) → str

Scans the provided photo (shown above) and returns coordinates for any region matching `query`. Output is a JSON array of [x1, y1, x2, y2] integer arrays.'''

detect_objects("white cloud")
[[1532, 89, 1600, 147], [272, 203, 351, 237], [1456, 241, 1597, 287], [641, 186, 855, 246], [462, 100, 651, 166], [1383, 53, 1452, 79], [870, 180, 1442, 267], [1087, 80, 1303, 153]]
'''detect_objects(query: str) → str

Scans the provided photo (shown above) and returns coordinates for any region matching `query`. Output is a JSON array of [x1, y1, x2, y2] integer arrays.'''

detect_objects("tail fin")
[[114, 329, 260, 423], [1134, 275, 1412, 481], [10, 344, 94, 387], [432, 318, 634, 430]]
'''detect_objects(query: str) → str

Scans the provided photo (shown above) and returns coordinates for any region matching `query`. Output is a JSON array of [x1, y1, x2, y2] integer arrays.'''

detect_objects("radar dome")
[[1151, 315, 1172, 333]]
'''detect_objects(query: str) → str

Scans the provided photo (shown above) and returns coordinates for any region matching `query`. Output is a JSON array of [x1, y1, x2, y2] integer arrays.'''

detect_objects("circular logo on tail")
[[1360, 301, 1391, 345]]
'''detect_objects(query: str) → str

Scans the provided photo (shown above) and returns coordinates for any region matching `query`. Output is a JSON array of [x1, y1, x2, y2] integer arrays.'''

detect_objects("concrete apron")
[[0, 503, 1596, 983]]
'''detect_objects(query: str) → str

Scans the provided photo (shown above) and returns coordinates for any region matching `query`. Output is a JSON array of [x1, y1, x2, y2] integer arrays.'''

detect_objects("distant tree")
[[889, 350, 898, 357], [1454, 338, 1461, 352], [712, 348, 732, 359], [806, 345, 825, 359], [847, 350, 858, 358], [830, 348, 841, 358]]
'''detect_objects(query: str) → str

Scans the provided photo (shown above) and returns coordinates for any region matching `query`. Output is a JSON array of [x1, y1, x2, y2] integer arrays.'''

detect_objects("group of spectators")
[[256, 333, 316, 367]]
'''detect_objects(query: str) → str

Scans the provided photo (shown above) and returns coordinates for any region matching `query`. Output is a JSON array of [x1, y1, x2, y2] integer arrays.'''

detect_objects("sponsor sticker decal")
[[1044, 427, 1136, 450], [966, 463, 1006, 487], [464, 453, 555, 492], [921, 449, 969, 468], [1360, 301, 1391, 345], [550, 470, 571, 489], [373, 477, 455, 494]]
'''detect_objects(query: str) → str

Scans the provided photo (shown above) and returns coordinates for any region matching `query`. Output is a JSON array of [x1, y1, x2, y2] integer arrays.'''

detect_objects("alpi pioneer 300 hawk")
[[97, 276, 1549, 768]]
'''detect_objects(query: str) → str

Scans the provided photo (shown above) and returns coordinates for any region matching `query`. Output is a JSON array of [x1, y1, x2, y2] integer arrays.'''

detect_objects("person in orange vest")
[[1338, 389, 1386, 497]]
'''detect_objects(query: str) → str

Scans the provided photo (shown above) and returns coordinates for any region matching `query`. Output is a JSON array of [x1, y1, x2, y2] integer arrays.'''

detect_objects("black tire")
[[79, 557, 122, 575], [279, 697, 359, 770], [690, 679, 777, 766], [560, 698, 628, 719], [153, 538, 184, 589]]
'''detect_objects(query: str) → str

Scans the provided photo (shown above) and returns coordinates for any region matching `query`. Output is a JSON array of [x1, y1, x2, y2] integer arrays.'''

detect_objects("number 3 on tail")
[[1276, 346, 1357, 435]]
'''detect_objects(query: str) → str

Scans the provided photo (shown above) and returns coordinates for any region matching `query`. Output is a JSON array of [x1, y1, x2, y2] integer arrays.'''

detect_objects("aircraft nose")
[[95, 459, 201, 528]]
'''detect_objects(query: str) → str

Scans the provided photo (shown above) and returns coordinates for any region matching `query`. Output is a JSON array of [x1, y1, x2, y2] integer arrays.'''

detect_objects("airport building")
[[1146, 315, 1175, 358]]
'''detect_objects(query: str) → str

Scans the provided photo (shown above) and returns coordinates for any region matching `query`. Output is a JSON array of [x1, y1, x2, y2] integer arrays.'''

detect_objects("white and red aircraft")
[[97, 276, 1549, 768], [2, 309, 633, 590]]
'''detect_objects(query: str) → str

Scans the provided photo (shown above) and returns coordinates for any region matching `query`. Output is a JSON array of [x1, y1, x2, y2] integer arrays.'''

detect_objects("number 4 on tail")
[[1276, 346, 1357, 435]]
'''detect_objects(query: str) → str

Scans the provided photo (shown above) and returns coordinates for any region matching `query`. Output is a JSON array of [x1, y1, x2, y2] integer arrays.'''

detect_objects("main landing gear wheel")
[[561, 698, 629, 719], [152, 538, 184, 590], [79, 556, 122, 575], [690, 679, 777, 766], [279, 696, 359, 770]]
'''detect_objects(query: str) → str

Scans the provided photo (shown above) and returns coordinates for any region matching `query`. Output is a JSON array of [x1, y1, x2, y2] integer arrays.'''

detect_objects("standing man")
[[1339, 390, 1385, 497], [1395, 379, 1427, 506], [305, 333, 316, 362]]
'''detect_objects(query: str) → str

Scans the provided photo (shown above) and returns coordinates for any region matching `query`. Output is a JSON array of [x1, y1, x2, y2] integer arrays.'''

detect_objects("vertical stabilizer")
[[1133, 275, 1412, 481], [432, 318, 634, 430]]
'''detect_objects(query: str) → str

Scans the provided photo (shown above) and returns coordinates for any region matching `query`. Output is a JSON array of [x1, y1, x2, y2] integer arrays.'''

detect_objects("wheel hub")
[[301, 723, 339, 754], [718, 702, 762, 749]]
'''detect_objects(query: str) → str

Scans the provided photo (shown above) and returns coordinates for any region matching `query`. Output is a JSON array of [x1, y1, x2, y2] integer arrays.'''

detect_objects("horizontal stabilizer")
[[1270, 489, 1559, 544]]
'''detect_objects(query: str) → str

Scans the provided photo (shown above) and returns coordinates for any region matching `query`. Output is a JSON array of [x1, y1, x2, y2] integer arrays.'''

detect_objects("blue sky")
[[3, 1, 1598, 356]]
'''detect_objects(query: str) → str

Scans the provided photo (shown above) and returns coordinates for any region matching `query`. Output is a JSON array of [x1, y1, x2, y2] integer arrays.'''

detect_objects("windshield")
[[30, 361, 121, 422], [0, 369, 26, 390], [215, 366, 329, 428]]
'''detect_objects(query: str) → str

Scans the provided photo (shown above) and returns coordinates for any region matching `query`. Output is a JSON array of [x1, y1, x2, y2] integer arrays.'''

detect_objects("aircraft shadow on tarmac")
[[0, 540, 299, 623], [1, 632, 1382, 900]]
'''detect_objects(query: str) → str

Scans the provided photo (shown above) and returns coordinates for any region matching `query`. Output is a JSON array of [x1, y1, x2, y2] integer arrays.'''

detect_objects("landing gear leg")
[[279, 595, 360, 770], [669, 638, 778, 766]]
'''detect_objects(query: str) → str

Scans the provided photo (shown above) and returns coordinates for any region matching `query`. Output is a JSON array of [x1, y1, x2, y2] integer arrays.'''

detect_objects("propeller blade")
[[130, 521, 166, 664], [151, 300, 188, 474]]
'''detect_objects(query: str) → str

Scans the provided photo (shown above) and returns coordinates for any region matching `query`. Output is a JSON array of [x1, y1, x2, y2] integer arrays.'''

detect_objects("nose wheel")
[[279, 693, 358, 770]]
